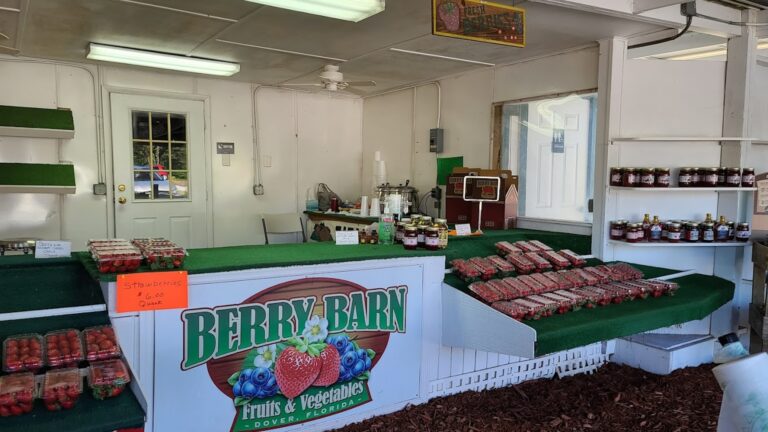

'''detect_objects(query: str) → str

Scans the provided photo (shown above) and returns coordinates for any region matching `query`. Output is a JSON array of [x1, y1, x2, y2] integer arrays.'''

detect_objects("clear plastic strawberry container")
[[553, 290, 588, 310], [530, 272, 560, 293], [506, 254, 536, 275], [539, 250, 571, 270], [534, 293, 572, 314], [495, 241, 522, 257], [573, 268, 601, 286], [528, 294, 565, 315], [570, 288, 604, 308], [512, 298, 553, 320], [0, 372, 35, 417], [558, 249, 586, 267], [42, 368, 82, 411], [93, 248, 142, 273], [468, 257, 498, 281], [558, 270, 587, 288], [145, 247, 186, 270], [491, 301, 526, 321], [528, 240, 553, 251], [451, 259, 482, 283], [544, 272, 573, 290], [45, 329, 84, 368], [88, 359, 131, 400], [513, 241, 541, 253], [517, 275, 548, 295], [524, 252, 553, 272], [502, 277, 532, 297], [486, 255, 516, 277], [83, 325, 121, 361], [468, 282, 505, 303], [2, 333, 44, 373], [486, 279, 516, 300]]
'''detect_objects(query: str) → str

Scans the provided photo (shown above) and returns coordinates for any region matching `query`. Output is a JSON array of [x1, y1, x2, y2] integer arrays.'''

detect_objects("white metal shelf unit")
[[608, 240, 750, 248], [608, 186, 757, 192], [610, 137, 756, 143]]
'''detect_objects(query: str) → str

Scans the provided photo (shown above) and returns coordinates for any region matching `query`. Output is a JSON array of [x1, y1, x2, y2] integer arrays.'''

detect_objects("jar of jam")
[[702, 168, 718, 187], [416, 224, 428, 247], [403, 226, 418, 250], [421, 216, 433, 226], [648, 216, 663, 242], [610, 220, 627, 240], [424, 227, 440, 250], [701, 222, 715, 243], [715, 216, 730, 242], [742, 168, 755, 188], [717, 167, 727, 186], [691, 168, 702, 186], [654, 168, 670, 187], [625, 223, 643, 243], [610, 168, 623, 186], [726, 168, 741, 187], [667, 223, 682, 243], [736, 223, 751, 242], [678, 168, 694, 187], [395, 222, 406, 244], [639, 168, 655, 187], [685, 223, 700, 242], [434, 218, 449, 249], [622, 168, 639, 187], [661, 221, 671, 240]]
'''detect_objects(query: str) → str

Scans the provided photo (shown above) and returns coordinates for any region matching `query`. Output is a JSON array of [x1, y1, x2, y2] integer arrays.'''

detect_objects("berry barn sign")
[[163, 271, 421, 432], [432, 0, 526, 48]]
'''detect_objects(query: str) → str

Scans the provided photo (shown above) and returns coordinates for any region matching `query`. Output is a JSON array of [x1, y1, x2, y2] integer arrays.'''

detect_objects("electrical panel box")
[[429, 128, 444, 153]]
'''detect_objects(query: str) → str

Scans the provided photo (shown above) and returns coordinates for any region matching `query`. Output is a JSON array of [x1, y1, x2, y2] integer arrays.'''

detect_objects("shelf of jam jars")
[[608, 240, 750, 248], [609, 187, 757, 192]]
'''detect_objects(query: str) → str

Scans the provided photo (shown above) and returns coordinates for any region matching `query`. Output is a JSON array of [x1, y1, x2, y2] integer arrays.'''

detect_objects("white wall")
[[0, 58, 363, 250], [750, 63, 768, 173], [361, 47, 599, 216]]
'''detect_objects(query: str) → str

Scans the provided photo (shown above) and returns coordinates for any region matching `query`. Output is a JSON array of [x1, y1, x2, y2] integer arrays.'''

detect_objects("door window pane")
[[130, 111, 189, 200]]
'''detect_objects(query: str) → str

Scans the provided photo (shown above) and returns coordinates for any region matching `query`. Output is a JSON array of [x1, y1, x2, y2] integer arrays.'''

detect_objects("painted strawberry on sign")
[[313, 344, 341, 387], [274, 337, 325, 399], [438, 0, 461, 32]]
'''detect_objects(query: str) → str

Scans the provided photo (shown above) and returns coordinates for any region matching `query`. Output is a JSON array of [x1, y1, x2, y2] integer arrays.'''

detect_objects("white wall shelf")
[[609, 186, 757, 192], [611, 137, 755, 143], [609, 240, 750, 248]]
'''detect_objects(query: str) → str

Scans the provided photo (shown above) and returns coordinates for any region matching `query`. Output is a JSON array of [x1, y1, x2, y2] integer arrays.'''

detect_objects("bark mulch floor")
[[333, 363, 722, 432]]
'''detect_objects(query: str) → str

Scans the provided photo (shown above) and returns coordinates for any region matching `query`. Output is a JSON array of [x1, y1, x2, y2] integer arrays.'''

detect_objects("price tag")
[[335, 230, 360, 245], [455, 224, 472, 236], [116, 271, 189, 313], [34, 241, 71, 258]]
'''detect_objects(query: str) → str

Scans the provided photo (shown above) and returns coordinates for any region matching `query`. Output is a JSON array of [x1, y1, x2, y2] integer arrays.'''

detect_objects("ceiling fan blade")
[[0, 45, 20, 56], [342, 87, 367, 96], [346, 81, 377, 87], [286, 83, 323, 87]]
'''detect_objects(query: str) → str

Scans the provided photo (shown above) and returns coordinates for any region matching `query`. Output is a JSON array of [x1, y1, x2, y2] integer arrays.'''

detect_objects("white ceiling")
[[2, 0, 666, 95]]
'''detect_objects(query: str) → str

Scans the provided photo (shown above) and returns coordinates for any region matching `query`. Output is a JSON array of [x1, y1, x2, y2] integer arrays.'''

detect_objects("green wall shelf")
[[0, 162, 76, 194], [0, 105, 75, 139]]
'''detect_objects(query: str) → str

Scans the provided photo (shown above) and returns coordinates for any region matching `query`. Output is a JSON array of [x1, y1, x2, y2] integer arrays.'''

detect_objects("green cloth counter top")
[[76, 229, 592, 282], [0, 312, 145, 432]]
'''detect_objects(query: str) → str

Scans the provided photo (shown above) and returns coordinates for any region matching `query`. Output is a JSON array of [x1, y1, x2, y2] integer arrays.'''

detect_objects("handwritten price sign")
[[116, 271, 189, 313]]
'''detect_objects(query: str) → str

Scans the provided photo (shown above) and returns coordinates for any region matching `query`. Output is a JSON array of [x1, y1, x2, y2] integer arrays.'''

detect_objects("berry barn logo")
[[180, 278, 407, 432]]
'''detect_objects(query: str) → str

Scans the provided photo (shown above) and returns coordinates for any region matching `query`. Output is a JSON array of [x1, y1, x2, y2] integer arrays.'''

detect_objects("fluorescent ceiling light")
[[87, 43, 240, 76], [245, 0, 384, 22], [660, 39, 768, 61]]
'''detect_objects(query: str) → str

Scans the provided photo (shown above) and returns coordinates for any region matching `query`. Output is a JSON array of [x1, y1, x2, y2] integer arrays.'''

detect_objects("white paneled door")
[[111, 94, 209, 248]]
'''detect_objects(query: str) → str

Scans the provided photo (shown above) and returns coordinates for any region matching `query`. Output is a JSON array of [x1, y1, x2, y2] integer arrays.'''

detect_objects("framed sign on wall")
[[432, 0, 526, 48]]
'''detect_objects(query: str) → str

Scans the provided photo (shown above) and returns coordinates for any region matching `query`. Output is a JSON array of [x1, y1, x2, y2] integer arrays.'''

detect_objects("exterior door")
[[111, 94, 208, 248]]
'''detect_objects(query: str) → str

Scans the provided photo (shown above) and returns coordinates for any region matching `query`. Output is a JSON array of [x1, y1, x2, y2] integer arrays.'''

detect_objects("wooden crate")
[[750, 241, 768, 353]]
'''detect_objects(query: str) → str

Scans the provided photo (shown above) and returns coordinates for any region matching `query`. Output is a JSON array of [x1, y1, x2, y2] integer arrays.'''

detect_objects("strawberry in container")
[[558, 249, 587, 267], [596, 284, 632, 304], [42, 368, 82, 411], [495, 241, 523, 257], [146, 246, 186, 270], [583, 266, 613, 283], [558, 270, 586, 288], [611, 282, 647, 300], [523, 296, 558, 317], [544, 271, 573, 290], [0, 373, 35, 417], [94, 248, 142, 273], [502, 277, 532, 298], [573, 268, 602, 286], [45, 329, 84, 368], [538, 250, 571, 270], [537, 293, 573, 314], [84, 325, 121, 361], [468, 257, 499, 281], [486, 255, 516, 277], [517, 275, 548, 295], [468, 282, 505, 303], [451, 259, 482, 283], [528, 240, 553, 251], [513, 241, 540, 253], [512, 298, 551, 320], [570, 288, 604, 308], [3, 334, 44, 373], [524, 252, 553, 273], [627, 280, 665, 298], [505, 254, 536, 275], [491, 301, 527, 321], [88, 359, 131, 400], [639, 279, 679, 296], [486, 279, 517, 300], [577, 287, 614, 306], [530, 272, 560, 293], [553, 290, 588, 310], [607, 263, 644, 281]]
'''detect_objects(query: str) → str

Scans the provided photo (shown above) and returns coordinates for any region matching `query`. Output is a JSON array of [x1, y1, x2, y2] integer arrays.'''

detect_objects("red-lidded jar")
[[742, 168, 755, 188], [702, 168, 718, 187], [691, 168, 702, 186], [640, 168, 655, 187], [622, 168, 639, 187], [678, 168, 694, 187], [625, 223, 643, 243], [736, 223, 751, 242], [424, 227, 440, 251], [685, 223, 700, 242], [654, 168, 670, 187], [403, 226, 418, 250], [667, 223, 682, 243], [726, 168, 741, 187], [609, 168, 623, 186], [610, 220, 627, 240], [717, 167, 727, 186]]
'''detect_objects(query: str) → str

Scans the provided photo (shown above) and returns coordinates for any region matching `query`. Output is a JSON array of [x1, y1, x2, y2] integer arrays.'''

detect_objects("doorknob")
[[117, 184, 126, 192], [118, 197, 127, 204]]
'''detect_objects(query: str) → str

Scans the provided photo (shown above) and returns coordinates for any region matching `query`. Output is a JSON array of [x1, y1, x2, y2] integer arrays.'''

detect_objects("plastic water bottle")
[[379, 204, 394, 245]]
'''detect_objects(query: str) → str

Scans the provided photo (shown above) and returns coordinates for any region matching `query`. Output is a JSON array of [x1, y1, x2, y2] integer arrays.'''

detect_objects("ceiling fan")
[[288, 65, 376, 95], [0, 31, 20, 56]]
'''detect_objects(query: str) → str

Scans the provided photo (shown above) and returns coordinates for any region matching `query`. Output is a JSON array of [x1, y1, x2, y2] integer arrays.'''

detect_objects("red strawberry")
[[438, 0, 461, 32], [275, 347, 321, 399], [312, 345, 340, 387]]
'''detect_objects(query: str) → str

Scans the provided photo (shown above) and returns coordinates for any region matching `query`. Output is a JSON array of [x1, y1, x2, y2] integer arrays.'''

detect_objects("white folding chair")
[[261, 213, 307, 244]]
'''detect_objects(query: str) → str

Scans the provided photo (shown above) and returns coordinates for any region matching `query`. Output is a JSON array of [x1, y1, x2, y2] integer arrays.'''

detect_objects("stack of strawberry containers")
[[132, 238, 186, 270], [88, 239, 142, 274], [0, 324, 131, 417]]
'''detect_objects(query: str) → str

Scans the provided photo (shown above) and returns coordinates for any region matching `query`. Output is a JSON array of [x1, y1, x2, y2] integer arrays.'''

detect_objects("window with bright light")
[[497, 92, 597, 223]]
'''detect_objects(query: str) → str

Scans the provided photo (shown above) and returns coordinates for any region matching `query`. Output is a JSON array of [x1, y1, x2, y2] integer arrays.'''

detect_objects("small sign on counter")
[[455, 224, 472, 236], [117, 271, 189, 313], [335, 230, 360, 245], [34, 241, 71, 258]]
